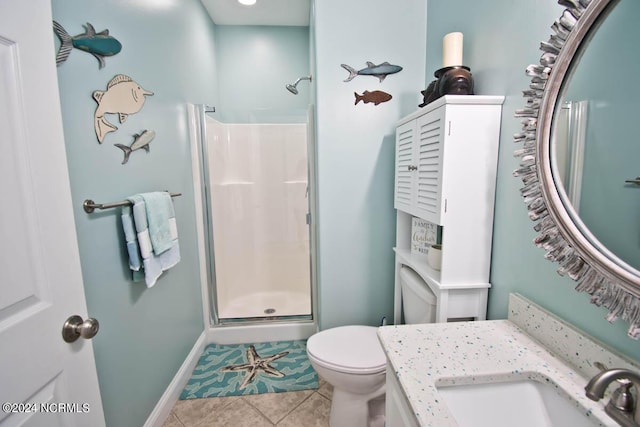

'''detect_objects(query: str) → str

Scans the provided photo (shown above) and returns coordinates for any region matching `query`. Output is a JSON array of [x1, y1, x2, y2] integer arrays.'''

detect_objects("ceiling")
[[201, 0, 310, 26]]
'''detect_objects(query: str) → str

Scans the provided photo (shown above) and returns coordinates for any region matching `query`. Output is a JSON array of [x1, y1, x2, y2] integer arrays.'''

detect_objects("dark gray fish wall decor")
[[115, 130, 155, 164], [354, 90, 392, 106], [53, 21, 122, 69], [93, 74, 154, 143], [341, 61, 403, 82]]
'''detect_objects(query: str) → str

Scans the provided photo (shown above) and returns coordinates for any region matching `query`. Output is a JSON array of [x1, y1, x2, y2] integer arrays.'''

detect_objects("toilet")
[[307, 325, 386, 427], [307, 265, 435, 427], [399, 265, 437, 324]]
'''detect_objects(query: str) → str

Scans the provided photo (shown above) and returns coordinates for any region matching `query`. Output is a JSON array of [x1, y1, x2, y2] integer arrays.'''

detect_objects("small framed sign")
[[411, 217, 437, 258]]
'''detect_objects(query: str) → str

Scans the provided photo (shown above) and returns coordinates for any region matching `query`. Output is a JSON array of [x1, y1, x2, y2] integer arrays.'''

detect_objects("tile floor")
[[162, 378, 333, 427]]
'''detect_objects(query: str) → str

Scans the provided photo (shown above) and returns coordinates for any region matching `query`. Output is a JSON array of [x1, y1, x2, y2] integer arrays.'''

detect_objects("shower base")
[[217, 290, 311, 320]]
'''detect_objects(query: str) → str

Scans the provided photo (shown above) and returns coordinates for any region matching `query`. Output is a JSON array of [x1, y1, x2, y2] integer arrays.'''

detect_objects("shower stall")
[[189, 104, 317, 342]]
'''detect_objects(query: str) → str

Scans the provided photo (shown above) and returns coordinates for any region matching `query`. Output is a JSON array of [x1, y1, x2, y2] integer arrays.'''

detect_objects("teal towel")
[[140, 192, 175, 255], [121, 205, 144, 283]]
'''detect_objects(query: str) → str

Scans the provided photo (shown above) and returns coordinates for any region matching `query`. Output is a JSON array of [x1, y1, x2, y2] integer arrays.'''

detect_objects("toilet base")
[[329, 384, 385, 427]]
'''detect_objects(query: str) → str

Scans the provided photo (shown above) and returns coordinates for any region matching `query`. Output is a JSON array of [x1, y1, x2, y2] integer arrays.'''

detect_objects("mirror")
[[514, 0, 640, 338], [553, 0, 640, 273]]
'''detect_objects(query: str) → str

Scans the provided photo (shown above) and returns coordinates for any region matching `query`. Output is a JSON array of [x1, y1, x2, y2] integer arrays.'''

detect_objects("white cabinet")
[[393, 95, 504, 324], [385, 363, 420, 427]]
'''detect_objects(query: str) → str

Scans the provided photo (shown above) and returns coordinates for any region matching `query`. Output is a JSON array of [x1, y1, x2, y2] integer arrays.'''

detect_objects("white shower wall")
[[205, 117, 311, 319]]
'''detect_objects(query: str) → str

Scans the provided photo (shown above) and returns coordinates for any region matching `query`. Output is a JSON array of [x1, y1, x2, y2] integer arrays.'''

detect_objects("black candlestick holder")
[[419, 65, 474, 107]]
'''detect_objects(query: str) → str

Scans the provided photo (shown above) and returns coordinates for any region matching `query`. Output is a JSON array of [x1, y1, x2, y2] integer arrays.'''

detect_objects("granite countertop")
[[378, 319, 616, 426]]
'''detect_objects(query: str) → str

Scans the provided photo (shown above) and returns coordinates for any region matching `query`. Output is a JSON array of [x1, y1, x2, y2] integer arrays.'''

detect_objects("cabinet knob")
[[407, 165, 418, 171]]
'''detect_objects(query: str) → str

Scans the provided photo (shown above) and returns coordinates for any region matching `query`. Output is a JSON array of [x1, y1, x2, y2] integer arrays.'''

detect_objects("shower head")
[[285, 75, 312, 95]]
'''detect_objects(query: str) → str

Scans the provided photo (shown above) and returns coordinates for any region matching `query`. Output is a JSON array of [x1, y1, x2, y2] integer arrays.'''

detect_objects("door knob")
[[62, 315, 99, 343]]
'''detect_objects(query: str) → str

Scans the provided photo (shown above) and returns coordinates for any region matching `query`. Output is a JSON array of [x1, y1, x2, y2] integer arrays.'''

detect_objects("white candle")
[[442, 32, 463, 67]]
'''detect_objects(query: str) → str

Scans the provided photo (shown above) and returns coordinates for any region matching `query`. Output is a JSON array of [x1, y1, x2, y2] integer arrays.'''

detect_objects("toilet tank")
[[400, 265, 436, 324]]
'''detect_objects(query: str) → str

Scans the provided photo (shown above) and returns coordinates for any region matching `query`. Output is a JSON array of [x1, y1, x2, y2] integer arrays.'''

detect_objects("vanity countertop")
[[378, 319, 616, 426]]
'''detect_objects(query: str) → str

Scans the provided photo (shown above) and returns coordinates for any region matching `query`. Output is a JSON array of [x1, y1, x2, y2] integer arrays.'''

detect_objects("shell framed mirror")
[[514, 0, 640, 338]]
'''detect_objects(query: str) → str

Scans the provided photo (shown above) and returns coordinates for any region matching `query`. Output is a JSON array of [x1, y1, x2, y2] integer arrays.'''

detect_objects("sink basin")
[[436, 379, 598, 427]]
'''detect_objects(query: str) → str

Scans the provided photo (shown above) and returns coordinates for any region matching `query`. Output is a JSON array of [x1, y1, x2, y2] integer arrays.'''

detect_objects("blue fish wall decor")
[[341, 61, 403, 82], [53, 21, 122, 69]]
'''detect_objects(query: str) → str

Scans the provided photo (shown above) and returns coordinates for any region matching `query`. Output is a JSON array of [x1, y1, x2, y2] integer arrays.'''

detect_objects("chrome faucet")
[[585, 368, 640, 427]]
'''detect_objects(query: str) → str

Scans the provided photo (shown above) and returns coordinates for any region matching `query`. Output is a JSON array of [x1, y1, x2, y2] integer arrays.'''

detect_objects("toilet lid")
[[307, 325, 386, 374]]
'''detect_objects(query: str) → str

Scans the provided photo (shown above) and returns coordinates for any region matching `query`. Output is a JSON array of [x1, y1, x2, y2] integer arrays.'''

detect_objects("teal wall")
[[313, 0, 427, 330], [51, 1, 217, 426], [215, 25, 310, 123], [426, 0, 639, 360]]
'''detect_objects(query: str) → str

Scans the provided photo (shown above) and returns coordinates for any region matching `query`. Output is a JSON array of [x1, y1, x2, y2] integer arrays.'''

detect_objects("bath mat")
[[180, 340, 318, 399]]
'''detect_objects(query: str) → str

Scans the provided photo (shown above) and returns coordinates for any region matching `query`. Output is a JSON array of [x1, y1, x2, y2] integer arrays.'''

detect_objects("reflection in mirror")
[[553, 0, 640, 272], [553, 100, 587, 213]]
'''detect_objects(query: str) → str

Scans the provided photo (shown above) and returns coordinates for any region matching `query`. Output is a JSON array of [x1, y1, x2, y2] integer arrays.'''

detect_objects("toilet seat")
[[306, 325, 386, 375]]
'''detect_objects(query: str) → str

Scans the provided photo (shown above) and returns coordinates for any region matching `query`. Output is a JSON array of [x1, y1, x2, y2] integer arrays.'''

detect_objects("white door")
[[0, 0, 105, 426]]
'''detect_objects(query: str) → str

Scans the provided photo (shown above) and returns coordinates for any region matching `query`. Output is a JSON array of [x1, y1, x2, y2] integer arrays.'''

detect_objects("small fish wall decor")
[[115, 130, 155, 164], [354, 90, 392, 106], [341, 61, 403, 82], [93, 75, 154, 143], [53, 21, 122, 69]]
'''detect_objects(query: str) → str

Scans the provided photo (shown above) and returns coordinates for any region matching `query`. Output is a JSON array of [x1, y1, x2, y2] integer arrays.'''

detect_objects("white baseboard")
[[144, 331, 207, 427]]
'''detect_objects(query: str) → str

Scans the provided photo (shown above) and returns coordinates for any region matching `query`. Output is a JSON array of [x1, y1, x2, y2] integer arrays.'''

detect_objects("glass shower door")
[[205, 119, 312, 321]]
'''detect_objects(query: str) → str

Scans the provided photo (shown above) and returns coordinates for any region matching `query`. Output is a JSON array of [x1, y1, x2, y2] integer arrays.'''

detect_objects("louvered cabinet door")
[[413, 107, 446, 224], [394, 120, 416, 214]]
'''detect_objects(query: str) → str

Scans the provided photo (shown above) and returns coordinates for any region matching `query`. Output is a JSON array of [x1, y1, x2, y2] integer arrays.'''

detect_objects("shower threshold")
[[217, 314, 313, 326], [208, 315, 317, 344]]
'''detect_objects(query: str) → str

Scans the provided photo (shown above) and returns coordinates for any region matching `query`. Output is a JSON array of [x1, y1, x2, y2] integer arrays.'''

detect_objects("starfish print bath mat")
[[180, 340, 319, 399]]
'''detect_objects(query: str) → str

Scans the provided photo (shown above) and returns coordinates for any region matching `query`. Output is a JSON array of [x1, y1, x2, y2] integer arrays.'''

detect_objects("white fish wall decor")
[[93, 74, 154, 143]]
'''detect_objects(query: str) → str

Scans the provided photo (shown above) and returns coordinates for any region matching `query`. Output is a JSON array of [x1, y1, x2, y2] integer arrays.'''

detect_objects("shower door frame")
[[193, 104, 318, 329]]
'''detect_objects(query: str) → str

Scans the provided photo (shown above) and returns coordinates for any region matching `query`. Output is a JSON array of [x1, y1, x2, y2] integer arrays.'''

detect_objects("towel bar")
[[83, 192, 182, 213]]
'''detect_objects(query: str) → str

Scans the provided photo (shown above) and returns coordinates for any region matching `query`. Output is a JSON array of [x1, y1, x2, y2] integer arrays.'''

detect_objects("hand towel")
[[128, 194, 181, 287], [139, 192, 175, 255]]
